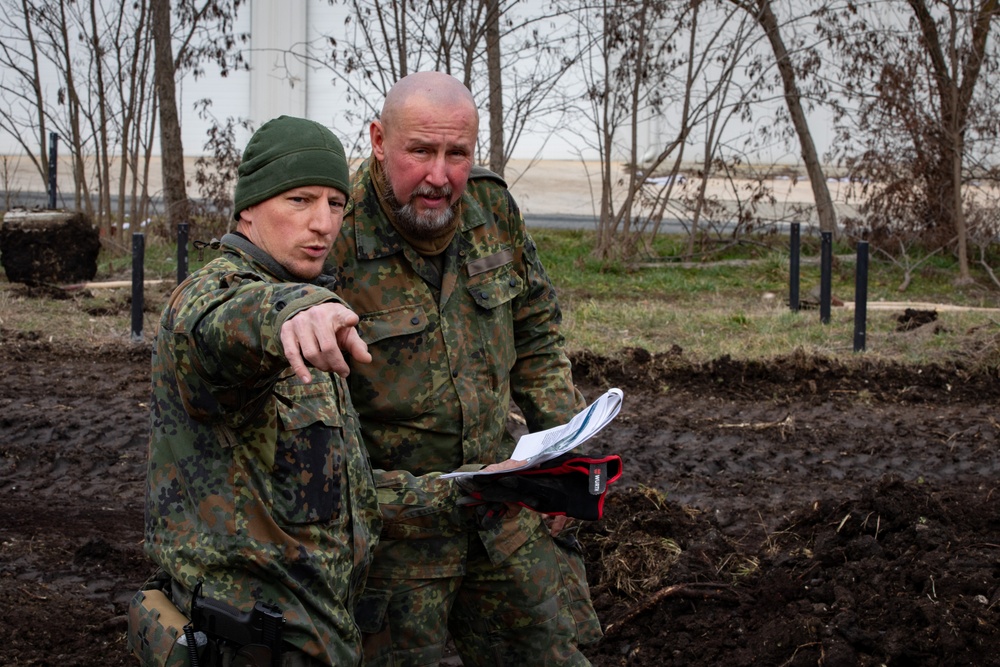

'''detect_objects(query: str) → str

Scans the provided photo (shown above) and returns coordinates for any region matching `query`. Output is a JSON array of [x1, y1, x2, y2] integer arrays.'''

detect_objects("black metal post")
[[820, 231, 832, 324], [47, 132, 58, 209], [789, 222, 800, 312], [131, 233, 145, 342], [853, 241, 869, 352], [177, 222, 189, 284]]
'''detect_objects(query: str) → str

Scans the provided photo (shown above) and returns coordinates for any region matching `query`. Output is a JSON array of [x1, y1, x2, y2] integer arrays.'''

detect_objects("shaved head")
[[380, 72, 479, 133]]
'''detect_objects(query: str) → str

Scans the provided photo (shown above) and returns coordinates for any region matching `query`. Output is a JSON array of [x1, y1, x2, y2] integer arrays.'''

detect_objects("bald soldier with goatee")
[[325, 72, 602, 666]]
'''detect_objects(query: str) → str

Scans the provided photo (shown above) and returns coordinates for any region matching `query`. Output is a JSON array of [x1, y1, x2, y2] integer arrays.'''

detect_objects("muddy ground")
[[2, 293, 999, 666]]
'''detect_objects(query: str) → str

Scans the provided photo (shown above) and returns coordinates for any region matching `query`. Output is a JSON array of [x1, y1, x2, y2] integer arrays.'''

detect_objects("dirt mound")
[[2, 337, 999, 665], [572, 345, 998, 404], [583, 478, 999, 666]]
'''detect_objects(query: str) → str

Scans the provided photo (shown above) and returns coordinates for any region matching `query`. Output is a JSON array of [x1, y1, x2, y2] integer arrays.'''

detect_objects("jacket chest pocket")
[[466, 262, 522, 389], [272, 374, 345, 525], [355, 304, 438, 419]]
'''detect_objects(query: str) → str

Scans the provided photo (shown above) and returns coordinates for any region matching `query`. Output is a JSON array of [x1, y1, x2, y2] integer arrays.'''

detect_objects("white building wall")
[[304, 2, 353, 125], [0, 2, 832, 165], [248, 0, 308, 122], [178, 1, 357, 156]]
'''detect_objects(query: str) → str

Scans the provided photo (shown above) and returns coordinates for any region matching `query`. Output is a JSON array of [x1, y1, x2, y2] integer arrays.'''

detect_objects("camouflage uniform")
[[326, 161, 602, 666], [144, 232, 381, 666]]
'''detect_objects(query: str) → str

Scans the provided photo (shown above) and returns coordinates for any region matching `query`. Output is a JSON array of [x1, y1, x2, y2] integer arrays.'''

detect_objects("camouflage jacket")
[[326, 161, 585, 578], [145, 233, 381, 665]]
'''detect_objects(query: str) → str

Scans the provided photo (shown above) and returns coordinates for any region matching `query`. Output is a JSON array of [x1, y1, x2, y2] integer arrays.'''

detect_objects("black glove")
[[458, 454, 623, 521]]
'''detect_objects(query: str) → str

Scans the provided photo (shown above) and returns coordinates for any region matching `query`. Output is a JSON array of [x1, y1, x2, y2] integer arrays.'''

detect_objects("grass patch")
[[0, 281, 173, 348], [2, 228, 999, 367], [96, 233, 212, 280], [561, 292, 1000, 367], [530, 228, 1000, 367]]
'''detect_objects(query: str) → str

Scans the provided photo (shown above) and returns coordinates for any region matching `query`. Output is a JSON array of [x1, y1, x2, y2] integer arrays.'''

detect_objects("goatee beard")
[[381, 164, 457, 239]]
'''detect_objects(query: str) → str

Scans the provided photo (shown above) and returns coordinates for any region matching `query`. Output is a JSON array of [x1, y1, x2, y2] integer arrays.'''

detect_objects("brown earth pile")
[[1, 301, 998, 666]]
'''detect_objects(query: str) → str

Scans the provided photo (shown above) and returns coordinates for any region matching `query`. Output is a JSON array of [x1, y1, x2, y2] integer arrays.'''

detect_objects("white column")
[[249, 0, 308, 123]]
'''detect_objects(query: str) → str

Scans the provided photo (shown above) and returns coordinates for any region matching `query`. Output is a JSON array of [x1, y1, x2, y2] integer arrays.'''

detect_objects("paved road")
[[526, 212, 826, 237], [4, 191, 824, 237], [5, 191, 616, 230], [525, 213, 598, 229]]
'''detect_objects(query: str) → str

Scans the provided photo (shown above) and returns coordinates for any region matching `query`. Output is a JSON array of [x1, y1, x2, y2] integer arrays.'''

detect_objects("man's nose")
[[425, 155, 449, 187], [310, 201, 336, 232]]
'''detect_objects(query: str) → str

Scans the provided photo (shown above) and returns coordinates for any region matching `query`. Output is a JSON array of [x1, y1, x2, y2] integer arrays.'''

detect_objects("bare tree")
[[0, 0, 50, 191], [485, 0, 504, 174], [296, 0, 579, 176], [87, 1, 113, 229], [116, 0, 156, 228], [15, 1, 168, 236], [191, 98, 254, 236], [567, 0, 764, 261], [154, 0, 246, 236], [821, 0, 1000, 283], [0, 0, 243, 240], [728, 0, 838, 235], [152, 0, 190, 230], [38, 1, 91, 217]]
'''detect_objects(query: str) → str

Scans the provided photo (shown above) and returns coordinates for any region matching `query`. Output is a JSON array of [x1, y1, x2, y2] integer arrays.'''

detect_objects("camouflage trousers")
[[214, 644, 328, 667], [356, 525, 601, 666]]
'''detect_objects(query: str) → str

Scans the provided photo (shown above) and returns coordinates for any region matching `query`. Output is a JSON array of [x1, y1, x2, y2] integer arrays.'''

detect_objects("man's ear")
[[370, 120, 386, 161], [235, 206, 254, 232]]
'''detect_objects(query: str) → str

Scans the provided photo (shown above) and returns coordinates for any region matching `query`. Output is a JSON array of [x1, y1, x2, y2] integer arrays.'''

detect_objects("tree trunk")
[[21, 0, 49, 186], [485, 0, 504, 177], [951, 136, 970, 282], [55, 1, 92, 220], [151, 0, 190, 229], [751, 0, 837, 235], [89, 0, 112, 229]]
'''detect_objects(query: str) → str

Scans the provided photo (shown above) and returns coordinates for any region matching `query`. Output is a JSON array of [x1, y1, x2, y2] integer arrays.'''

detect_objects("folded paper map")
[[441, 388, 623, 479]]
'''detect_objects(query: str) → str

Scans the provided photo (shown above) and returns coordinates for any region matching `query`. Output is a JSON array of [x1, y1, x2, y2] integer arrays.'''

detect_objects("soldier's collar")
[[351, 163, 487, 261], [221, 232, 305, 283]]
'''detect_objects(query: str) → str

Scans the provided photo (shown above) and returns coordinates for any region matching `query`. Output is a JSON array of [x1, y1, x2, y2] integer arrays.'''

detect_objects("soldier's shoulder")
[[469, 165, 508, 189]]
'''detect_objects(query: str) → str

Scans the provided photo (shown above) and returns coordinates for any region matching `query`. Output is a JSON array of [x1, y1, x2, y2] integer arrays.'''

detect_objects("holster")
[[127, 575, 205, 667]]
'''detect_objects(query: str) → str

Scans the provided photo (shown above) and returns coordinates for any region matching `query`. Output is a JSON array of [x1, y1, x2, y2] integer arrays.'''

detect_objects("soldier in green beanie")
[[130, 116, 381, 666]]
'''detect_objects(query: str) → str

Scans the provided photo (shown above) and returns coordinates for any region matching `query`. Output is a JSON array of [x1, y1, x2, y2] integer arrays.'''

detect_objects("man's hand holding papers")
[[448, 389, 625, 524]]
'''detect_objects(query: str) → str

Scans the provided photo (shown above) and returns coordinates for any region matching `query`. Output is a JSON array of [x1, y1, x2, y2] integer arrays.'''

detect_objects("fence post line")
[[789, 222, 800, 312], [853, 241, 869, 352], [131, 233, 145, 342], [47, 132, 58, 210], [820, 231, 832, 324]]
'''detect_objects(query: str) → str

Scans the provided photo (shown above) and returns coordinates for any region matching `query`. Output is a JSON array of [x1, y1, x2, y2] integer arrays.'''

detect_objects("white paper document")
[[441, 388, 623, 479]]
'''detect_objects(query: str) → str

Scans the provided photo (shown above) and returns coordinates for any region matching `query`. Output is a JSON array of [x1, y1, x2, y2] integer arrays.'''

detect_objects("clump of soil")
[[2, 329, 999, 665]]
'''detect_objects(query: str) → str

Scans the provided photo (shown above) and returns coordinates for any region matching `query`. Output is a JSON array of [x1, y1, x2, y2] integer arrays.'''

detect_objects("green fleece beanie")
[[233, 115, 350, 220]]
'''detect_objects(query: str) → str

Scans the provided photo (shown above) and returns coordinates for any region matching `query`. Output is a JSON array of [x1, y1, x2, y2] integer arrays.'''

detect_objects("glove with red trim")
[[458, 454, 623, 522]]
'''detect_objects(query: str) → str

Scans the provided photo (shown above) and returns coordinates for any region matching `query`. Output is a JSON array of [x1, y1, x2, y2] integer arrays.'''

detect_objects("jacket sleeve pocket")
[[272, 374, 345, 525]]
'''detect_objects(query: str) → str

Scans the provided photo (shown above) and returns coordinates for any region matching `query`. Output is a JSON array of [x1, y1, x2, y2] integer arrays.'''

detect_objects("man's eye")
[[329, 200, 346, 209]]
